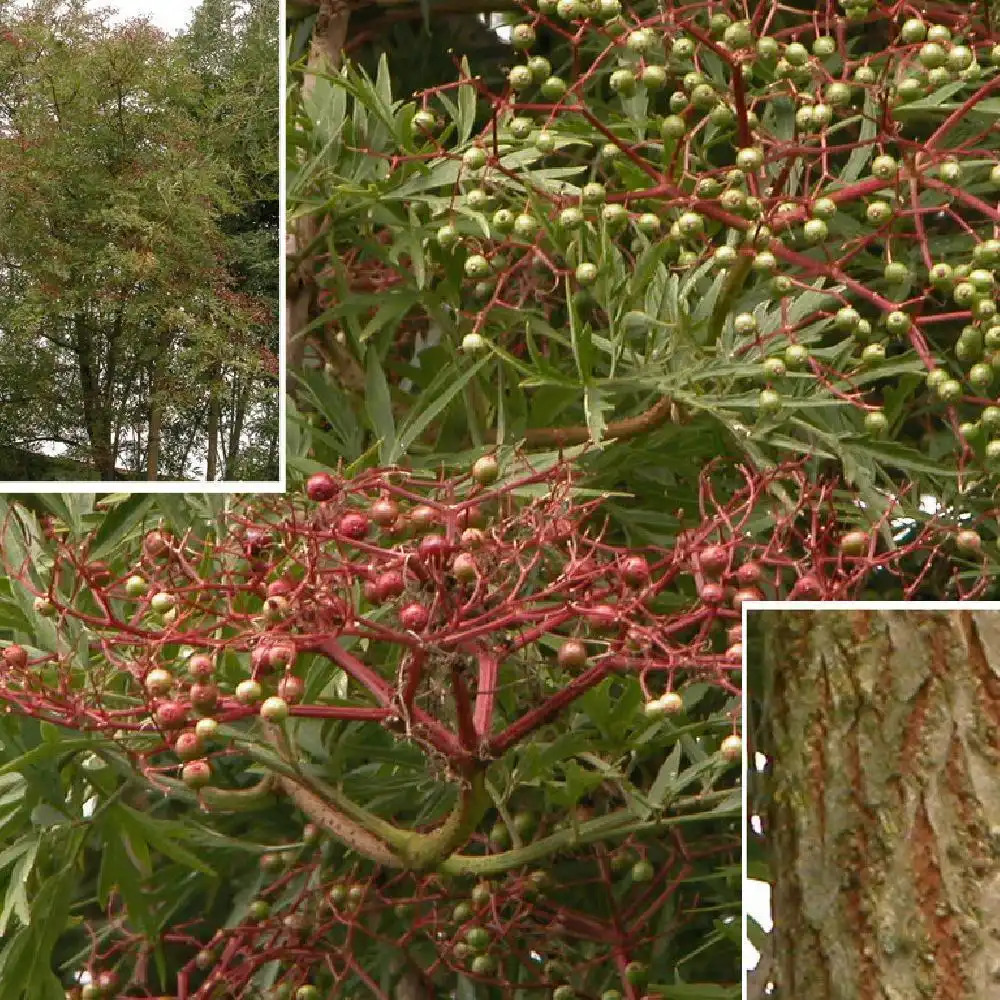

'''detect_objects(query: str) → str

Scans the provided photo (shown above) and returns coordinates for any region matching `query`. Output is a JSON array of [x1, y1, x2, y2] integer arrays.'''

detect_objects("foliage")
[[0, 0, 279, 481], [1, 0, 1000, 997]]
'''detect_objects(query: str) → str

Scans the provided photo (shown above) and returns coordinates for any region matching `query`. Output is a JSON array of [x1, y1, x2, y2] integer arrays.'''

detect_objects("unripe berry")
[[181, 759, 212, 788], [720, 734, 743, 761], [260, 696, 289, 722], [557, 639, 588, 669], [471, 455, 499, 484], [235, 679, 263, 704], [144, 668, 174, 696]]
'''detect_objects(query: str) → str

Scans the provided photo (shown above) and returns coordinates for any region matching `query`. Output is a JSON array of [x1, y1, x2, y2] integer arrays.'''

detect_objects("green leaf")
[[365, 346, 397, 462], [456, 56, 476, 145], [90, 494, 156, 560], [393, 356, 489, 460]]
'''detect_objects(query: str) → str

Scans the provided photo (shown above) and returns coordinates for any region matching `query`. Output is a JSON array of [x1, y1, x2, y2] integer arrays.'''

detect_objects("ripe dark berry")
[[375, 569, 406, 600], [699, 544, 728, 575], [417, 533, 452, 564], [620, 555, 650, 585], [338, 512, 369, 540], [399, 602, 430, 631], [306, 472, 339, 502]]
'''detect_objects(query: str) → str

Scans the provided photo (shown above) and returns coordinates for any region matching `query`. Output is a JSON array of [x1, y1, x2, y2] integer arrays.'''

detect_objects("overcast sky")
[[86, 0, 198, 33]]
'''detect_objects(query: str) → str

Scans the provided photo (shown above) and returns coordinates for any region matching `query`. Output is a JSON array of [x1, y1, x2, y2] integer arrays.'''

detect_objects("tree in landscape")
[[0, 0, 279, 481], [0, 0, 999, 997]]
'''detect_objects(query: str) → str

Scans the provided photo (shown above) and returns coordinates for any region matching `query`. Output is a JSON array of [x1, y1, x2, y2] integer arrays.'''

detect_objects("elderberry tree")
[[0, 0, 999, 997]]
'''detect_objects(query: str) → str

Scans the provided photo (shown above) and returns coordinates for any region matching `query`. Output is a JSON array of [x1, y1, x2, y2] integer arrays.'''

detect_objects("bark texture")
[[762, 609, 1000, 1000]]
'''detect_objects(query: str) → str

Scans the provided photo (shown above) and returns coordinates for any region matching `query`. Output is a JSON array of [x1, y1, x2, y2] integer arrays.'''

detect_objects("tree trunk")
[[759, 608, 1000, 1000], [206, 363, 221, 481], [225, 377, 247, 480], [73, 314, 115, 479], [146, 328, 172, 481]]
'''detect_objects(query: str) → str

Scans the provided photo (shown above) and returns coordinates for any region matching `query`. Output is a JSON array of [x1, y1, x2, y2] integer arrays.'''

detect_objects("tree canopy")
[[0, 0, 279, 481]]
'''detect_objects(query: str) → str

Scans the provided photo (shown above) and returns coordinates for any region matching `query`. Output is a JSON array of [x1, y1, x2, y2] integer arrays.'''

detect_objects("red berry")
[[375, 569, 406, 600], [735, 561, 762, 585], [371, 497, 400, 526], [95, 971, 118, 992], [417, 533, 452, 564], [557, 639, 588, 669], [268, 642, 296, 669], [699, 545, 728, 575], [338, 512, 370, 540], [399, 602, 430, 631], [266, 577, 295, 598], [306, 471, 340, 502], [585, 604, 619, 634], [143, 530, 171, 558], [2, 644, 27, 669], [363, 579, 381, 603], [87, 561, 112, 586], [792, 575, 823, 598], [698, 582, 726, 605], [187, 653, 215, 678], [174, 730, 203, 761], [456, 505, 486, 530], [277, 674, 306, 703], [621, 555, 650, 585], [155, 700, 188, 729]]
